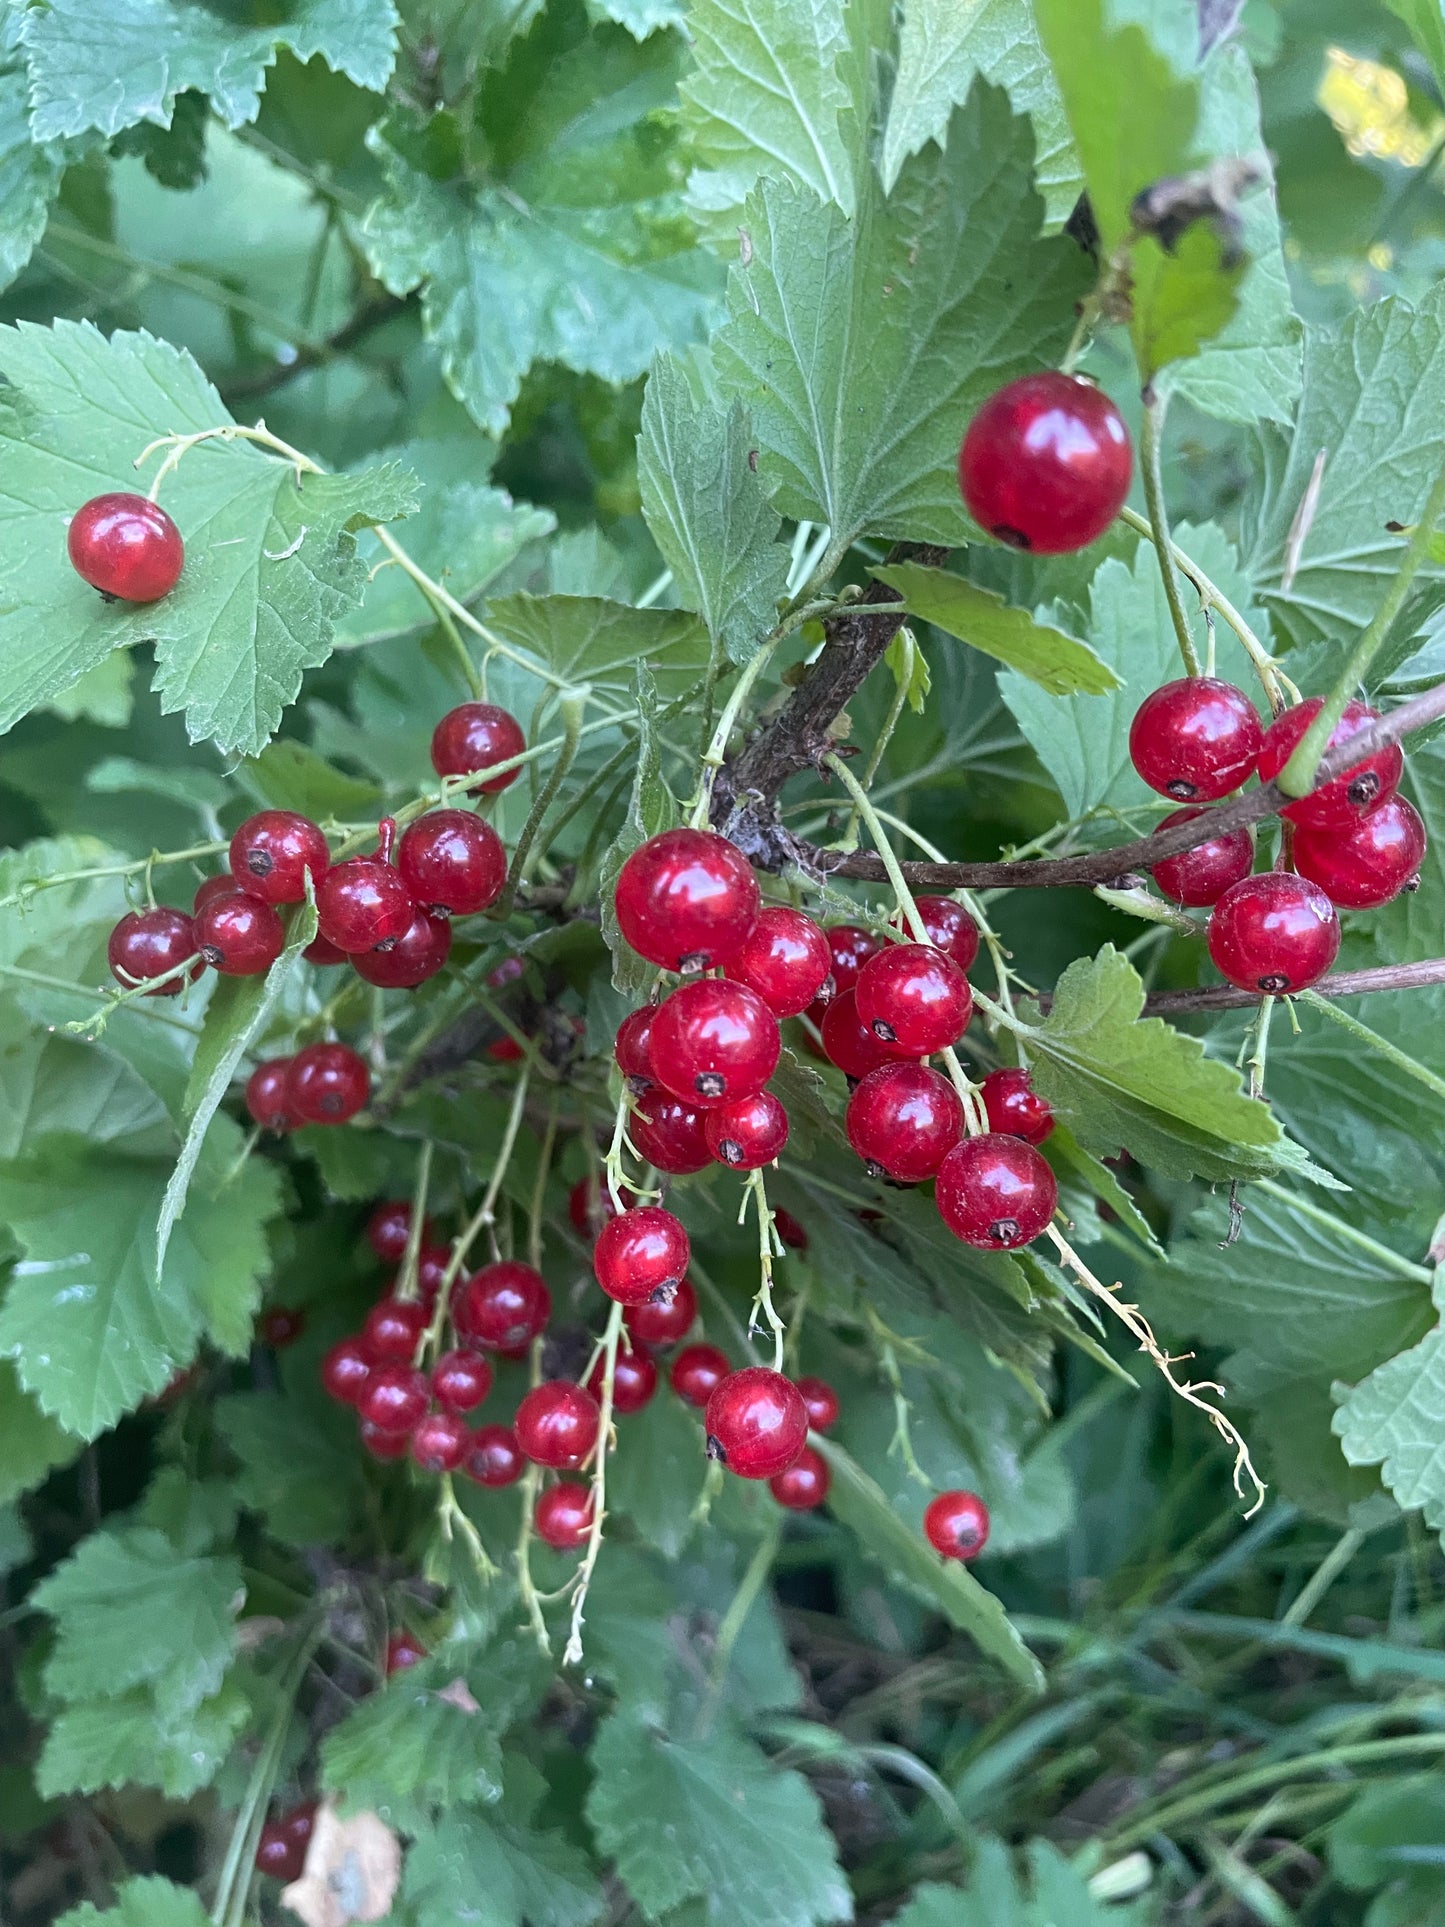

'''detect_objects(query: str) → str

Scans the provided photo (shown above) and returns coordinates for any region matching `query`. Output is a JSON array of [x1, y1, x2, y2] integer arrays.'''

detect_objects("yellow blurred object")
[[1319, 47, 1443, 165]]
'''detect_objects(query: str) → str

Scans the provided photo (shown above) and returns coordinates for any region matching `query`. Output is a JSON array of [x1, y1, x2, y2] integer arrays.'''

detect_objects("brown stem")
[[220, 293, 409, 403], [1138, 958, 1445, 1016]]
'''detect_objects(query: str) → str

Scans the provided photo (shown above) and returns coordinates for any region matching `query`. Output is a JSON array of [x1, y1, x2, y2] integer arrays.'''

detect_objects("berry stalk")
[[1139, 393, 1202, 679]]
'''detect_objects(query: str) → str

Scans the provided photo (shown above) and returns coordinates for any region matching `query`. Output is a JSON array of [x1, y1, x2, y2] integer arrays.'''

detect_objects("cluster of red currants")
[[1130, 681, 1423, 994]]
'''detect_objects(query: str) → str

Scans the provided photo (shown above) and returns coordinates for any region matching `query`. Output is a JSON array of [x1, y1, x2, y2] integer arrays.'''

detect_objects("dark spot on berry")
[[373, 935, 399, 953], [864, 1159, 886, 1180], [679, 951, 709, 975], [1166, 779, 1198, 800], [98, 589, 118, 605], [871, 1019, 896, 1043], [717, 1138, 744, 1165], [246, 850, 273, 877], [705, 1432, 727, 1463], [1348, 771, 1382, 807], [199, 944, 223, 966], [990, 523, 1032, 550], [647, 1280, 679, 1306], [988, 1216, 1020, 1244], [1257, 972, 1290, 994], [1406, 875, 1422, 892], [695, 1071, 725, 1099]]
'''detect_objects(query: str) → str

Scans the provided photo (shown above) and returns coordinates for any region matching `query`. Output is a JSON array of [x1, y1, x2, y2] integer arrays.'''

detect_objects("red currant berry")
[[259, 1305, 305, 1349], [279, 1801, 317, 1852], [351, 907, 452, 989], [464, 1423, 524, 1488], [980, 1067, 1054, 1147], [315, 857, 416, 954], [534, 1480, 593, 1550], [936, 1134, 1057, 1248], [629, 1093, 711, 1174], [193, 874, 238, 915], [614, 1007, 657, 1088], [410, 1409, 470, 1473], [320, 1336, 372, 1405], [566, 1176, 635, 1239], [367, 1201, 427, 1264], [725, 906, 832, 1017], [819, 989, 902, 1079], [385, 1630, 427, 1675], [1207, 871, 1341, 993], [670, 1343, 730, 1408], [924, 1489, 990, 1561], [361, 1296, 428, 1363], [229, 810, 330, 905], [68, 492, 184, 601], [256, 1819, 306, 1884], [625, 1276, 697, 1347], [703, 1091, 790, 1170], [303, 931, 348, 966], [959, 372, 1131, 553], [1294, 796, 1427, 910], [361, 1420, 411, 1460], [594, 1206, 691, 1307], [773, 1208, 809, 1252], [245, 1058, 297, 1132], [432, 1348, 493, 1413], [515, 1380, 600, 1469], [846, 1062, 963, 1181], [1257, 699, 1403, 829], [705, 1367, 808, 1479], [107, 908, 201, 996], [770, 1445, 830, 1511], [1151, 806, 1255, 907], [286, 1043, 370, 1125], [795, 1376, 839, 1432], [195, 890, 285, 976], [453, 1260, 551, 1351], [1129, 678, 1263, 802], [826, 923, 883, 994], [855, 943, 972, 1055], [588, 1345, 658, 1415], [430, 702, 526, 792], [614, 828, 760, 972], [414, 1244, 453, 1305], [358, 1364, 429, 1434], [900, 897, 981, 972], [396, 810, 506, 916]]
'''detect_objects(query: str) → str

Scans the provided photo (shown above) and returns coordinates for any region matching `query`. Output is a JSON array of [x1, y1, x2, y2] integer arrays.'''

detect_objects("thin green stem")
[[1255, 1179, 1434, 1282], [1140, 394, 1201, 677], [705, 1517, 784, 1720], [419, 1066, 532, 1364], [1281, 1527, 1366, 1628], [495, 689, 586, 913], [394, 1141, 435, 1304], [691, 639, 781, 828], [563, 1297, 624, 1664], [1299, 989, 1445, 1106], [742, 1168, 786, 1370]]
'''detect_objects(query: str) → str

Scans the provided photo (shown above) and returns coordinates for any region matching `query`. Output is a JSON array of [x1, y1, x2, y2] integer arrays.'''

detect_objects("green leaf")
[[880, 0, 1081, 225], [1365, 742, 1445, 967], [713, 84, 1089, 552], [1045, 1121, 1161, 1255], [1242, 289, 1445, 651], [0, 44, 62, 295], [0, 999, 171, 1160], [38, 1676, 249, 1800], [21, 0, 399, 141], [1334, 1279, 1445, 1547], [403, 1766, 605, 1927], [86, 755, 227, 818], [57, 1876, 211, 1927], [608, 1388, 705, 1557], [216, 1383, 370, 1548], [321, 1666, 506, 1826], [44, 653, 136, 728], [483, 594, 712, 700], [1022, 946, 1290, 1183], [893, 1838, 1151, 1926], [586, 1705, 853, 1927], [599, 665, 676, 993], [238, 739, 383, 820], [0, 321, 419, 752], [34, 1524, 242, 1714], [637, 353, 790, 666], [874, 564, 1119, 697], [814, 1436, 1044, 1690], [591, 0, 686, 35], [0, 1356, 78, 1503], [1386, 0, 1445, 91]]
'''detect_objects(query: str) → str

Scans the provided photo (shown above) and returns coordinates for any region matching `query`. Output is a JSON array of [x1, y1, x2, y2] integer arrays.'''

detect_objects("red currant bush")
[[924, 1489, 990, 1561], [358, 1364, 429, 1434], [108, 908, 202, 995], [1293, 796, 1427, 909], [855, 943, 972, 1056], [1257, 699, 1403, 829], [321, 1337, 373, 1406], [1129, 678, 1262, 801], [396, 810, 507, 915], [614, 828, 760, 971], [979, 1068, 1054, 1146], [229, 811, 329, 904], [68, 492, 184, 601], [959, 372, 1131, 553], [705, 1367, 809, 1479], [360, 1295, 428, 1362], [726, 906, 832, 1017], [1151, 807, 1255, 907], [614, 1006, 657, 1087], [430, 702, 526, 791], [593, 1206, 690, 1306], [1207, 871, 1341, 993], [935, 1135, 1057, 1249], [846, 1061, 963, 1181], [905, 896, 980, 972], [258, 1305, 305, 1349]]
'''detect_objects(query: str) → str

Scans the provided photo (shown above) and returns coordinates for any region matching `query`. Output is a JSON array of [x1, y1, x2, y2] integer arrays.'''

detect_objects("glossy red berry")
[[430, 702, 526, 792], [1257, 699, 1403, 830], [629, 1093, 711, 1174], [795, 1376, 839, 1432], [855, 943, 972, 1055], [770, 1445, 830, 1511], [453, 1261, 551, 1351], [846, 1062, 963, 1181], [358, 1364, 429, 1434], [464, 1423, 524, 1488], [195, 890, 285, 976], [980, 1068, 1054, 1147], [567, 1176, 635, 1239], [670, 1343, 730, 1408], [904, 897, 981, 972], [68, 492, 184, 601], [351, 907, 451, 989], [614, 828, 760, 971], [286, 1043, 370, 1125], [245, 1058, 297, 1132], [825, 924, 882, 994], [407, 1409, 468, 1473], [959, 372, 1131, 553], [936, 1134, 1057, 1249], [396, 810, 507, 916], [320, 1336, 372, 1406], [819, 988, 901, 1080], [534, 1480, 593, 1550], [256, 1819, 307, 1884], [1294, 796, 1426, 909], [704, 1091, 790, 1170], [1129, 678, 1263, 802], [625, 1277, 697, 1347], [193, 874, 238, 915], [107, 908, 201, 996], [367, 1201, 426, 1264], [229, 811, 329, 905], [431, 1348, 492, 1413], [1151, 806, 1255, 907], [1207, 871, 1341, 993], [773, 1208, 809, 1251], [361, 1420, 411, 1460], [303, 930, 348, 966], [924, 1489, 990, 1561], [589, 1345, 658, 1414], [614, 1007, 657, 1088], [414, 1243, 453, 1304], [259, 1306, 305, 1349], [315, 857, 416, 954], [362, 1295, 428, 1362], [705, 1367, 808, 1479], [385, 1630, 427, 1675], [726, 906, 832, 1017], [279, 1801, 317, 1852], [515, 1380, 600, 1469], [594, 1206, 691, 1307]]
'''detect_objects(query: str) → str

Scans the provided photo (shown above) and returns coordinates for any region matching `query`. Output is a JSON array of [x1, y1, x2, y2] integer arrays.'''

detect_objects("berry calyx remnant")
[[1207, 871, 1341, 993], [68, 492, 184, 601], [229, 810, 330, 904], [923, 1489, 990, 1561], [625, 1277, 697, 1346], [819, 988, 904, 1080], [958, 372, 1132, 554]]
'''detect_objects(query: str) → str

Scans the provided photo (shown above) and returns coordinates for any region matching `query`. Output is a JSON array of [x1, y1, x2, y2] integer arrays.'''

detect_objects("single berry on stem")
[[1128, 678, 1262, 801], [259, 1306, 305, 1349], [431, 1348, 493, 1413], [430, 702, 526, 792], [846, 1061, 963, 1181], [321, 1337, 372, 1405], [411, 1409, 471, 1473], [1207, 871, 1341, 993], [194, 873, 240, 915], [936, 1135, 1057, 1249], [246, 1059, 297, 1132], [980, 1067, 1054, 1146], [704, 1090, 790, 1170], [726, 906, 833, 1017], [670, 1343, 730, 1408], [629, 1093, 712, 1174], [229, 811, 330, 904], [195, 891, 286, 976], [256, 1820, 307, 1884], [773, 1209, 809, 1252], [534, 1481, 594, 1550], [453, 1260, 551, 1350], [959, 372, 1131, 554], [588, 1345, 658, 1414], [1257, 698, 1403, 829], [361, 1295, 429, 1362], [351, 907, 452, 989], [315, 856, 416, 954], [825, 924, 882, 994], [1293, 796, 1427, 909], [614, 828, 760, 971], [1151, 807, 1255, 908], [367, 1200, 428, 1265], [384, 1630, 427, 1675], [626, 1277, 697, 1347], [464, 1424, 524, 1488], [361, 1422, 411, 1461], [358, 1364, 429, 1434], [108, 908, 201, 996], [614, 1007, 657, 1088], [855, 943, 972, 1056], [705, 1367, 809, 1479], [795, 1376, 839, 1432], [770, 1445, 830, 1511], [68, 492, 184, 601], [286, 1043, 370, 1125], [900, 896, 981, 972], [820, 988, 903, 1079], [924, 1489, 990, 1561], [650, 979, 781, 1107], [594, 1206, 691, 1307], [396, 809, 507, 915]]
